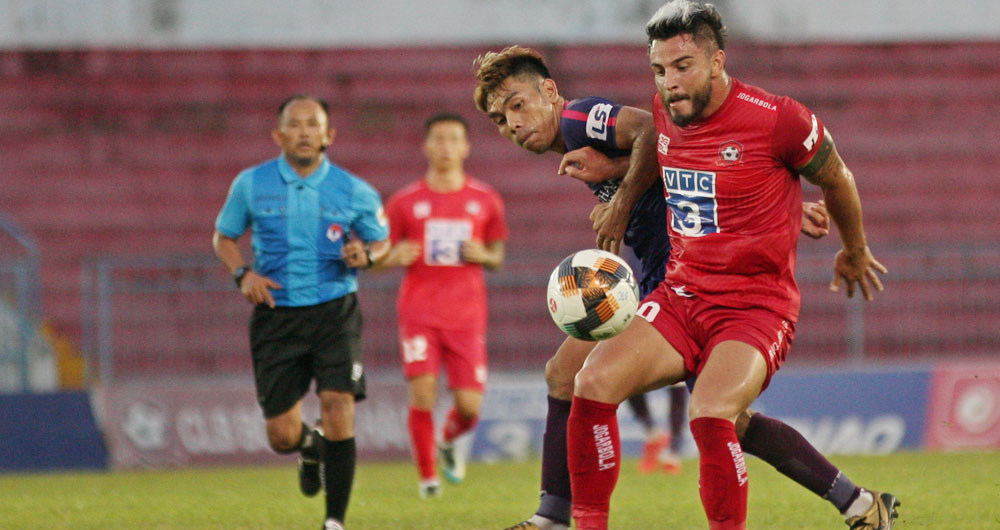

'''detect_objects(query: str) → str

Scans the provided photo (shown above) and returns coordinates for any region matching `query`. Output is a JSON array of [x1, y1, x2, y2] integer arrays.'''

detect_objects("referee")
[[212, 95, 389, 530]]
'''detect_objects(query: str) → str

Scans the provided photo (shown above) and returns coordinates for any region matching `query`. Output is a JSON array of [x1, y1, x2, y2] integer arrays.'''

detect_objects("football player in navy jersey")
[[473, 46, 887, 530]]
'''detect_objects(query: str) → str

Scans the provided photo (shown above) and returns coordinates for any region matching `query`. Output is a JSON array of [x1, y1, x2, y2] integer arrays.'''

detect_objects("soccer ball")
[[546, 249, 640, 341]]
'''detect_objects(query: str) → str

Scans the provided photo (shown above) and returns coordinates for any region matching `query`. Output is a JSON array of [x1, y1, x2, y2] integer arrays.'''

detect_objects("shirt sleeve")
[[352, 180, 390, 243], [214, 171, 252, 239], [561, 97, 627, 155], [772, 96, 825, 169]]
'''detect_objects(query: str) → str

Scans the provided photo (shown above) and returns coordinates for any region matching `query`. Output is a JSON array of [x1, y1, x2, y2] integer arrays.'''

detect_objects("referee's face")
[[273, 99, 334, 168]]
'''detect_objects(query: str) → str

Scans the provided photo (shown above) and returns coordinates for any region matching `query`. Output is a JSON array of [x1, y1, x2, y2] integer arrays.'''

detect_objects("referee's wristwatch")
[[233, 266, 251, 288]]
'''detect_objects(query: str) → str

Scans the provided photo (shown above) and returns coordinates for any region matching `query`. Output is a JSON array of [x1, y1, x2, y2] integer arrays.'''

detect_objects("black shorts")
[[250, 293, 366, 418]]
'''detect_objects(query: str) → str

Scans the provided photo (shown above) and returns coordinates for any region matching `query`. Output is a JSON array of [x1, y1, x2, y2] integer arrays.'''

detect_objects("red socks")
[[564, 399, 749, 529], [409, 407, 479, 481], [567, 396, 621, 530], [442, 408, 479, 443], [407, 407, 436, 480], [690, 417, 748, 530]]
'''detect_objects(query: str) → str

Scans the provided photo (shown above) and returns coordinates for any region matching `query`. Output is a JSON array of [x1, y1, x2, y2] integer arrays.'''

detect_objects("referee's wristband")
[[363, 247, 375, 269], [233, 266, 251, 288]]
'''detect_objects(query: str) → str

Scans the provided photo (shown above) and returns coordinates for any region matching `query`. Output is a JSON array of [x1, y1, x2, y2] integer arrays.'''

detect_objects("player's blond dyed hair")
[[473, 45, 552, 113]]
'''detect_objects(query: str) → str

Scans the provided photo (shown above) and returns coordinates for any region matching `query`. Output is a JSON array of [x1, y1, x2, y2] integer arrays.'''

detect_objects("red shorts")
[[639, 285, 795, 392], [398, 322, 487, 392]]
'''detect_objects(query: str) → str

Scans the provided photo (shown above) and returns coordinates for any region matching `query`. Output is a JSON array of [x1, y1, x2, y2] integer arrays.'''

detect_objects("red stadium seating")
[[1, 43, 997, 375]]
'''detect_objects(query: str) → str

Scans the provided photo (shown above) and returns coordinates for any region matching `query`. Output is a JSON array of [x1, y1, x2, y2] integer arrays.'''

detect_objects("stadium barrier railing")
[[0, 212, 43, 392], [79, 246, 1000, 385]]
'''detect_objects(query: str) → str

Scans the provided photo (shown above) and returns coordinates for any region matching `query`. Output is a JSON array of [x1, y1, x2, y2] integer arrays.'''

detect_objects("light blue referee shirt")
[[215, 155, 389, 307]]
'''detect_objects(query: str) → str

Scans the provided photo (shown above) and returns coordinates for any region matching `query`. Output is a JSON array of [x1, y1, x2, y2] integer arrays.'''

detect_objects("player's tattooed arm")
[[797, 132, 841, 188], [797, 131, 864, 250], [797, 129, 887, 301]]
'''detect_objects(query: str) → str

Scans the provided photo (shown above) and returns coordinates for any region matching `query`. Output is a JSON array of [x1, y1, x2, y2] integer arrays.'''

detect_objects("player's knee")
[[456, 403, 480, 420], [265, 423, 301, 453], [544, 356, 576, 399], [734, 409, 754, 438], [688, 397, 742, 423], [573, 365, 620, 403], [320, 391, 355, 413]]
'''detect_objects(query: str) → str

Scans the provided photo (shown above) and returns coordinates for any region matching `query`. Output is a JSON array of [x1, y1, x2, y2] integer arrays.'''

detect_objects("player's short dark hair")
[[277, 94, 331, 123], [424, 112, 468, 136], [473, 46, 552, 113], [646, 1, 727, 52]]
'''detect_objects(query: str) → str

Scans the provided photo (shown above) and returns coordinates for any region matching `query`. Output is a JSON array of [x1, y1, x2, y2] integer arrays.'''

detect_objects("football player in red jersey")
[[566, 3, 895, 530], [475, 44, 893, 530], [372, 112, 507, 499]]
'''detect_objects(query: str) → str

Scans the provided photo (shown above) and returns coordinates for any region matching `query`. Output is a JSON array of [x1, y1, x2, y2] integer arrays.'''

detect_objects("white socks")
[[528, 515, 570, 530], [842, 488, 875, 520]]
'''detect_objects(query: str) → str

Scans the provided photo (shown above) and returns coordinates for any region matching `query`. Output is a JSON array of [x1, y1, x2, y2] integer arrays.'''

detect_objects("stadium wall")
[[3, 363, 988, 472], [0, 390, 106, 471], [4, 362, 997, 471]]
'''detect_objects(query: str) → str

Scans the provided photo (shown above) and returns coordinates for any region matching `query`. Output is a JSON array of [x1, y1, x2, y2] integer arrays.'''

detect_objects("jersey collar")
[[277, 155, 331, 188]]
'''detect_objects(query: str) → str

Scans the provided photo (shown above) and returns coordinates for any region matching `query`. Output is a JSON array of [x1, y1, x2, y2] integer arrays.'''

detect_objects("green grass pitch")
[[2, 451, 998, 529]]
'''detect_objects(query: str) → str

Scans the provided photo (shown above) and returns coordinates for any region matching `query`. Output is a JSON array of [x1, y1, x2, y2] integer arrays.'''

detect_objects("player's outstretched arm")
[[592, 106, 659, 254], [797, 131, 887, 300]]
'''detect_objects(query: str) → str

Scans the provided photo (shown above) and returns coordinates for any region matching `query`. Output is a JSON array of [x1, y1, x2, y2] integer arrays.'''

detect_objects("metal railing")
[[0, 212, 42, 392], [79, 246, 1000, 385]]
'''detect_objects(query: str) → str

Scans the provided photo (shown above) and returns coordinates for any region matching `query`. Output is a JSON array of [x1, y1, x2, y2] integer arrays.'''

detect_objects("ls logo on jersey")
[[586, 103, 613, 141], [718, 140, 743, 166], [662, 167, 719, 237], [657, 134, 671, 155], [326, 223, 344, 243]]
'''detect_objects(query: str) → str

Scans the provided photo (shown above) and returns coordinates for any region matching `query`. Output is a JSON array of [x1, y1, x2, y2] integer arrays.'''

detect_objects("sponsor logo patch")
[[326, 223, 344, 242], [718, 140, 743, 166], [586, 103, 613, 141], [657, 134, 671, 155]]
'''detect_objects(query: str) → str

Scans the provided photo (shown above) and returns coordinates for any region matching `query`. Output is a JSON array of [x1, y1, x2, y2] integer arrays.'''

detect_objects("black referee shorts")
[[249, 293, 366, 418]]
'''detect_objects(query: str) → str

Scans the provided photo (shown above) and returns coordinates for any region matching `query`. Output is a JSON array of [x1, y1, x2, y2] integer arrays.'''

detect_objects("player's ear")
[[711, 49, 726, 78], [271, 128, 283, 148], [541, 78, 559, 103]]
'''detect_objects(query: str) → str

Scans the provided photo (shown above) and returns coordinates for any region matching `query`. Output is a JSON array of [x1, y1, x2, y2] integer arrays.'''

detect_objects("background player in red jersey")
[[373, 112, 507, 498], [566, 3, 895, 530], [474, 45, 888, 530]]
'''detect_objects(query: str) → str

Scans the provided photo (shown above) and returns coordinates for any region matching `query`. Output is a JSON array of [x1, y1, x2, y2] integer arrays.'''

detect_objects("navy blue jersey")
[[560, 97, 670, 297]]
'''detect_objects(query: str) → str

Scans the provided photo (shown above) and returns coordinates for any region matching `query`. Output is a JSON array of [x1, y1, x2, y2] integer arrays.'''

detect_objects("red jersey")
[[386, 177, 508, 331], [652, 78, 825, 321]]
